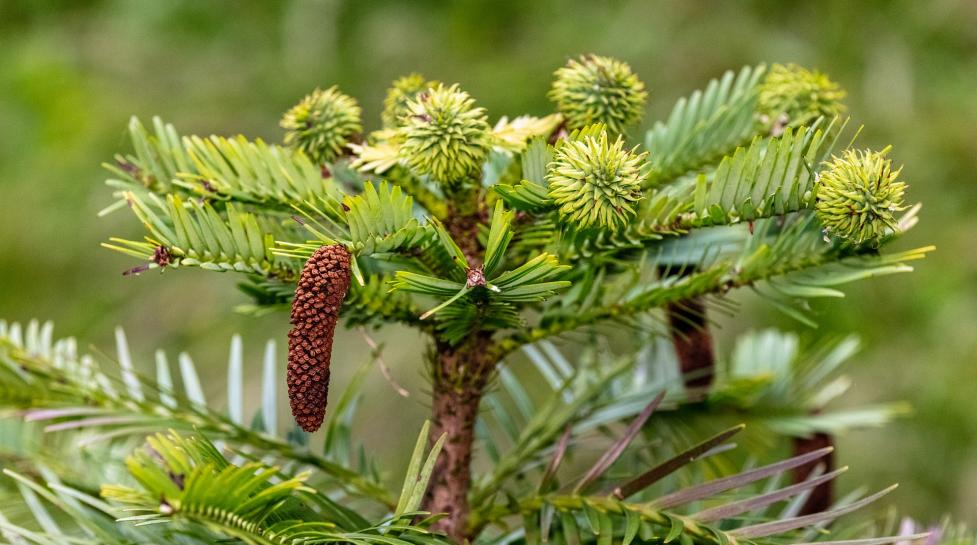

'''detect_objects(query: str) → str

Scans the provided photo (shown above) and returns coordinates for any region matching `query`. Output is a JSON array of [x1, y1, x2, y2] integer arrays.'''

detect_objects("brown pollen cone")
[[287, 244, 352, 432]]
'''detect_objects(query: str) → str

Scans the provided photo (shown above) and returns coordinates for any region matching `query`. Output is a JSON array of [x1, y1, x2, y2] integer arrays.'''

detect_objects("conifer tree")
[[0, 57, 940, 545]]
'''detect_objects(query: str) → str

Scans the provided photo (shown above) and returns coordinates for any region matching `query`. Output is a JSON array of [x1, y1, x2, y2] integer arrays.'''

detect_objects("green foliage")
[[280, 85, 363, 163], [708, 329, 909, 435], [493, 136, 554, 212], [103, 192, 291, 276], [644, 65, 767, 185], [344, 275, 425, 328], [100, 431, 313, 536], [101, 116, 342, 213], [676, 118, 849, 229], [179, 133, 344, 207], [815, 147, 907, 245], [342, 181, 430, 254], [394, 421, 446, 517], [474, 327, 908, 512], [469, 359, 911, 545], [549, 54, 647, 134], [277, 181, 432, 273], [390, 241, 571, 333], [0, 320, 394, 505], [103, 116, 190, 196], [1, 51, 938, 545], [95, 430, 448, 545], [506, 214, 932, 352], [0, 319, 918, 545]]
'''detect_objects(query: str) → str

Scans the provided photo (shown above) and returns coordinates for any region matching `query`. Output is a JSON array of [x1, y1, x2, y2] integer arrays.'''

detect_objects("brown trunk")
[[793, 431, 836, 515], [422, 184, 492, 542], [424, 335, 494, 542], [664, 296, 715, 389], [444, 199, 486, 264], [426, 382, 482, 540], [658, 260, 716, 393]]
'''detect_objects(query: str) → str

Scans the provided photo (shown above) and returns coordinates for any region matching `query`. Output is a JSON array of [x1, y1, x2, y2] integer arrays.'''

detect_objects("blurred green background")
[[1, 0, 975, 525]]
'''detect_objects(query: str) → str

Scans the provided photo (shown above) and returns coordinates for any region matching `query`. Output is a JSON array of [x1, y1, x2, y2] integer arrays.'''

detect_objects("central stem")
[[423, 186, 491, 542], [425, 336, 494, 542]]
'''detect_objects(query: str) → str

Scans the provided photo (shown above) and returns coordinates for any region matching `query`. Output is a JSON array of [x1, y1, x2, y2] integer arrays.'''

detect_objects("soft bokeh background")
[[1, 0, 975, 524]]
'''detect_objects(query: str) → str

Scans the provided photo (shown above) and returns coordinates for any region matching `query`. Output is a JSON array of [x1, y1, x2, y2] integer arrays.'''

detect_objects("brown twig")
[[357, 327, 410, 398]]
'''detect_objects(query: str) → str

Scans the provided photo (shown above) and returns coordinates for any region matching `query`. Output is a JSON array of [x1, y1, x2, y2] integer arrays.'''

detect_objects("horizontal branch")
[[494, 225, 931, 359]]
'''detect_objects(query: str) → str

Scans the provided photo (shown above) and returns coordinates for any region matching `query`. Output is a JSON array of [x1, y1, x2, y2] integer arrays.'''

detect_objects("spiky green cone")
[[398, 83, 491, 186], [758, 63, 846, 130], [549, 54, 647, 135], [382, 73, 440, 129], [547, 126, 647, 231], [815, 147, 907, 245], [281, 86, 362, 163]]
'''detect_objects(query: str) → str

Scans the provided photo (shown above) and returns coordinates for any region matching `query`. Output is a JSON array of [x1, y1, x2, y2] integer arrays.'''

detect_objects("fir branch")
[[496, 215, 933, 357], [104, 191, 297, 277], [102, 116, 190, 197], [103, 116, 345, 212], [658, 119, 849, 230], [177, 133, 344, 208], [644, 65, 767, 186], [0, 322, 394, 506], [473, 444, 900, 545], [100, 431, 447, 545], [276, 181, 433, 263]]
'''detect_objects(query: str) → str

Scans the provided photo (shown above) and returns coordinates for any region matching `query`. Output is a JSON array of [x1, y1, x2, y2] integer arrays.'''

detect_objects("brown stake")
[[793, 430, 836, 514], [658, 265, 716, 390], [664, 296, 716, 390], [287, 244, 352, 432]]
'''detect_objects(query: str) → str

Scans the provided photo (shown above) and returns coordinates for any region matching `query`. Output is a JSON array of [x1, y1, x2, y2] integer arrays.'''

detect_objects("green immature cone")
[[758, 63, 846, 129], [815, 147, 907, 245], [281, 86, 362, 163], [547, 127, 647, 231], [382, 73, 440, 128], [398, 83, 491, 186], [549, 54, 647, 135]]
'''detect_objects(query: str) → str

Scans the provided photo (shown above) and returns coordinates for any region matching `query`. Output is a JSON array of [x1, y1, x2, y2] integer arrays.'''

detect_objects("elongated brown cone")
[[287, 244, 352, 432]]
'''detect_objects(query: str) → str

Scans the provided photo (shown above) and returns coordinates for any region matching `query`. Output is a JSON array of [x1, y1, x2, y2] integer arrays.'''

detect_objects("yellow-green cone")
[[382, 73, 440, 129], [398, 83, 491, 186], [546, 126, 647, 231], [549, 54, 647, 135], [758, 63, 846, 130], [815, 147, 907, 245], [281, 86, 362, 163]]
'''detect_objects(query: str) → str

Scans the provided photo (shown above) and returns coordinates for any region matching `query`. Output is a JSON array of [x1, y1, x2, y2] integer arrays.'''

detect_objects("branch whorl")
[[287, 244, 352, 432]]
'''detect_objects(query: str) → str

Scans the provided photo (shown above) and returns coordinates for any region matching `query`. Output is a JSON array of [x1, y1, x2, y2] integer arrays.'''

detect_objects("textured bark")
[[444, 201, 486, 264], [793, 431, 836, 515], [422, 185, 492, 543], [287, 245, 352, 432], [424, 334, 494, 541]]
